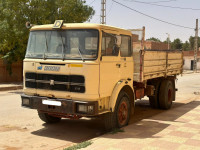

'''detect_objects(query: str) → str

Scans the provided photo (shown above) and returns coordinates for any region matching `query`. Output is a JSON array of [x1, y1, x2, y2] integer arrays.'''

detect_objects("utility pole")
[[101, 0, 106, 24], [193, 19, 198, 72], [142, 26, 145, 50], [166, 33, 170, 50]]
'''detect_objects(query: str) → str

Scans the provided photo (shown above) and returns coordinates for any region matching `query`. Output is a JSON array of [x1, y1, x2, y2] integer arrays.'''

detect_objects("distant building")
[[132, 34, 169, 50], [0, 60, 22, 83], [183, 50, 200, 70]]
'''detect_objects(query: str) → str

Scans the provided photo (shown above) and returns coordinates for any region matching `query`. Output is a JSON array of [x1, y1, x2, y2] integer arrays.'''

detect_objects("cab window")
[[101, 32, 119, 56], [120, 35, 132, 57]]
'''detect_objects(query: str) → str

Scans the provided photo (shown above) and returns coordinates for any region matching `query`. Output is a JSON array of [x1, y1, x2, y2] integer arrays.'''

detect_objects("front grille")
[[25, 72, 85, 93]]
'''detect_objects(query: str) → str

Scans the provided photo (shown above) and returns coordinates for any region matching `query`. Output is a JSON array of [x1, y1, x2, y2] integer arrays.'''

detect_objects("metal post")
[[166, 33, 170, 50], [194, 19, 198, 72], [101, 0, 106, 24], [141, 26, 145, 50]]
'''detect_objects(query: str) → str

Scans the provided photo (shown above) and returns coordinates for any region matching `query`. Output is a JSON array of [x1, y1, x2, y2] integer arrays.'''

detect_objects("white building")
[[183, 51, 200, 70]]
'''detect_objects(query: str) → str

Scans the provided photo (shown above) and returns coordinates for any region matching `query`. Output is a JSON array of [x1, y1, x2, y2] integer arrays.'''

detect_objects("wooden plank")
[[144, 60, 166, 66], [143, 72, 165, 80], [144, 65, 166, 73], [168, 53, 182, 59], [168, 59, 183, 64], [167, 64, 182, 70], [144, 51, 166, 60], [167, 70, 181, 76]]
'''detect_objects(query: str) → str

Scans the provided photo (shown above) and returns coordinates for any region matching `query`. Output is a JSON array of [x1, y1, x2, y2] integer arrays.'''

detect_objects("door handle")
[[116, 64, 121, 68]]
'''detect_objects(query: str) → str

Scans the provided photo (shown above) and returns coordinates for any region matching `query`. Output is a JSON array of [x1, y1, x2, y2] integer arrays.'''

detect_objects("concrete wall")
[[183, 57, 200, 70], [132, 34, 139, 42], [0, 60, 23, 83], [183, 51, 200, 70]]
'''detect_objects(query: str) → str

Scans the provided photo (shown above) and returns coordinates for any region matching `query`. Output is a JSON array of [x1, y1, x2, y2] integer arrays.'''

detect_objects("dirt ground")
[[0, 73, 199, 150]]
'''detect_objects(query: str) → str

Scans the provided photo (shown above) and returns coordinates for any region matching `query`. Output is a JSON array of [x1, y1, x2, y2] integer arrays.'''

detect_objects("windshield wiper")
[[77, 48, 85, 62], [43, 32, 48, 60], [59, 31, 66, 61]]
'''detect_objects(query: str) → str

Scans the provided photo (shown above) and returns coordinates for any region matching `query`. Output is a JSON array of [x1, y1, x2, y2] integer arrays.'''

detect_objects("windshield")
[[25, 29, 99, 60]]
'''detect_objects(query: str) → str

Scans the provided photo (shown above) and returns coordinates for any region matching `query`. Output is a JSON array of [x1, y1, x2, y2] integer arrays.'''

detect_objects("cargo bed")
[[133, 50, 183, 82]]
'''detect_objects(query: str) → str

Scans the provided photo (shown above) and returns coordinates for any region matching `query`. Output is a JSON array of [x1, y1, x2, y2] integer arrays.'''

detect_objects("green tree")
[[0, 0, 95, 72], [182, 41, 190, 51], [164, 37, 171, 44], [171, 38, 182, 50], [189, 36, 200, 50], [146, 37, 161, 42]]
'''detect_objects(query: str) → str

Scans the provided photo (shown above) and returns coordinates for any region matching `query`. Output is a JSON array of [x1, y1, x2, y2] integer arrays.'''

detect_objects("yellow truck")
[[21, 21, 183, 130]]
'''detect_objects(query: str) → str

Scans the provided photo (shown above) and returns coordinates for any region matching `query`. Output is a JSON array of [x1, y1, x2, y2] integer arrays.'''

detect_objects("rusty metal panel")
[[135, 88, 144, 100]]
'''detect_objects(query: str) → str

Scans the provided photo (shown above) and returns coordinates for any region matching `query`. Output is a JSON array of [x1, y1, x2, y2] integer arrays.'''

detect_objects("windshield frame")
[[25, 29, 100, 61]]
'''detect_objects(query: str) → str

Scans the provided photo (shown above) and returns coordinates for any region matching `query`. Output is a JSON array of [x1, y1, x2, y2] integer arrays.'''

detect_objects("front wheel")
[[38, 111, 61, 123], [116, 95, 130, 128], [103, 91, 131, 130]]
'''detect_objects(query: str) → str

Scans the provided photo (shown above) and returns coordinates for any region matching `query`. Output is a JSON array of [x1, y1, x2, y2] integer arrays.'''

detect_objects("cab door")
[[99, 31, 121, 98]]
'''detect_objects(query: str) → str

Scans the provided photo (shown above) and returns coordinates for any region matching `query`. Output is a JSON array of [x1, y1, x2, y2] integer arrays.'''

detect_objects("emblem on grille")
[[37, 66, 43, 70], [50, 80, 55, 85]]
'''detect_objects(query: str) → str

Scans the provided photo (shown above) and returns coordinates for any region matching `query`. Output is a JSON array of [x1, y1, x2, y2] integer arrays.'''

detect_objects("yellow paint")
[[68, 64, 83, 68]]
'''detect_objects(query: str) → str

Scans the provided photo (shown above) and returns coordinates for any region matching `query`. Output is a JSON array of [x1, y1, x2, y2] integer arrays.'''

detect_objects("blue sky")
[[85, 0, 200, 42]]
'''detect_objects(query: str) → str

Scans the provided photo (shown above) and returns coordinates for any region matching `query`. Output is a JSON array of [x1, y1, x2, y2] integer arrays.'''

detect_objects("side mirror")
[[26, 22, 34, 29]]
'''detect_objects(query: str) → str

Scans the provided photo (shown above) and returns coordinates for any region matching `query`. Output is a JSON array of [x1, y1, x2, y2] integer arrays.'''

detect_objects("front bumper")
[[21, 94, 98, 116]]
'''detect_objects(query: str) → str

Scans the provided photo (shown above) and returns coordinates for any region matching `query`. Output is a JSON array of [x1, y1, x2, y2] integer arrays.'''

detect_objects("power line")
[[112, 0, 195, 30], [147, 0, 177, 3], [88, 0, 97, 6], [107, 1, 114, 16], [123, 0, 200, 11]]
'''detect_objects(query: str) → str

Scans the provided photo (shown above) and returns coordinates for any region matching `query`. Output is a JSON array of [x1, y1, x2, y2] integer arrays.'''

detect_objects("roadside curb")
[[182, 71, 200, 74], [0, 85, 23, 91]]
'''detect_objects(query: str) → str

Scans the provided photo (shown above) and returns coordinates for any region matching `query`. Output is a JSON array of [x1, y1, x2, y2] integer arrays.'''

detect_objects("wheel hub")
[[118, 101, 128, 126]]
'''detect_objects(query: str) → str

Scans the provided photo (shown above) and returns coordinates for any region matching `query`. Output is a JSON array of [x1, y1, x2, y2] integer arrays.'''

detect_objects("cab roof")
[[30, 23, 132, 35]]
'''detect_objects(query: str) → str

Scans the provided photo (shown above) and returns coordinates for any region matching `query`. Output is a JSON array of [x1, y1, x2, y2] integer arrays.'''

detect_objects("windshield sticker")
[[44, 66, 60, 71]]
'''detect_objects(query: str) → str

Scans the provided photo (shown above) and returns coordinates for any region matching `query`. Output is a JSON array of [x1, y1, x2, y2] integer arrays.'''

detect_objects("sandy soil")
[[0, 73, 199, 150]]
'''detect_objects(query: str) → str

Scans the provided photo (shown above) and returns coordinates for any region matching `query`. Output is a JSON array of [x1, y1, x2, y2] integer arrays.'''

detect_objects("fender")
[[109, 79, 134, 112]]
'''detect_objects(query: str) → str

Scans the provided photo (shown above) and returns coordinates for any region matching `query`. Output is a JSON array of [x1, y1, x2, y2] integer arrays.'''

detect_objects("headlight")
[[77, 104, 87, 113]]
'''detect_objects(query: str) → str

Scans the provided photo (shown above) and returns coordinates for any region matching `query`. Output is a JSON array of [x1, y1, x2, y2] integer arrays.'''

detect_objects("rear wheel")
[[103, 91, 131, 131], [159, 80, 174, 109], [38, 111, 61, 123], [149, 80, 161, 109]]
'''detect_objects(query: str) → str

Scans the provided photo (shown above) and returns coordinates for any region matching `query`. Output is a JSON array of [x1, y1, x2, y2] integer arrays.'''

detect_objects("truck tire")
[[38, 111, 61, 123], [104, 91, 131, 131], [159, 80, 174, 110], [103, 112, 116, 131], [149, 80, 161, 109]]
